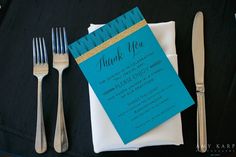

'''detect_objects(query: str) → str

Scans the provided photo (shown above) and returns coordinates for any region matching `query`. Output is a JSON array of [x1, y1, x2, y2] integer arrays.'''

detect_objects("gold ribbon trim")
[[75, 19, 147, 64]]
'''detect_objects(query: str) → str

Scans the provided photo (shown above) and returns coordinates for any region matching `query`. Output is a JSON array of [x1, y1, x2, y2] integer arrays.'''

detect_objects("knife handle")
[[197, 90, 207, 153]]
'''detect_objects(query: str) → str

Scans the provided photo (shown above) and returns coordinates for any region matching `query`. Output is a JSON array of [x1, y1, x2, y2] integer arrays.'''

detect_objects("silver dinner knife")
[[192, 11, 207, 153]]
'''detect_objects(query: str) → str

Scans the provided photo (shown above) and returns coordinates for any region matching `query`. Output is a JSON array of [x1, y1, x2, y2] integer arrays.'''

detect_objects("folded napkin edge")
[[94, 140, 183, 153], [89, 21, 175, 27]]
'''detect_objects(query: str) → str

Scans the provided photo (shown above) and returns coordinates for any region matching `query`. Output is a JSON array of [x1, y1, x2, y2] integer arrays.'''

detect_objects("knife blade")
[[192, 11, 207, 153]]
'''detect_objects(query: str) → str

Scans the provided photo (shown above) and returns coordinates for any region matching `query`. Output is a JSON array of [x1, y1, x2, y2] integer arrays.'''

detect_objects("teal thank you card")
[[69, 7, 194, 144]]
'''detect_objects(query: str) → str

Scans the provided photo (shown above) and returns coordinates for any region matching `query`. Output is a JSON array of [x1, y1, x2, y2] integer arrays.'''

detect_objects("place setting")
[[1, 0, 236, 156], [31, 7, 208, 155]]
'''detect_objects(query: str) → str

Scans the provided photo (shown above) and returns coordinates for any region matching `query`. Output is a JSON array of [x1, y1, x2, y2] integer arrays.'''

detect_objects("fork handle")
[[54, 71, 69, 153], [35, 78, 47, 154]]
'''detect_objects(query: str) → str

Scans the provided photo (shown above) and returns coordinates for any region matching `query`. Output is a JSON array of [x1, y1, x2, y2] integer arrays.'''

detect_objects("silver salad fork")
[[33, 37, 48, 154]]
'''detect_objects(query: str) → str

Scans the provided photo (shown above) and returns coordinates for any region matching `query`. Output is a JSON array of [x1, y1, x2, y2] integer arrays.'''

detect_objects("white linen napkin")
[[88, 21, 183, 153]]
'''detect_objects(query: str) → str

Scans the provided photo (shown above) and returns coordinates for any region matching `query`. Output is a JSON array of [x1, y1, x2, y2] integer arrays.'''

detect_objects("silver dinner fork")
[[33, 37, 48, 154], [52, 27, 69, 153]]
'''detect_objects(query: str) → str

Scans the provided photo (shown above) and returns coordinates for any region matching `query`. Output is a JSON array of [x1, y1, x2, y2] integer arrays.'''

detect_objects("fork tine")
[[52, 28, 56, 54], [59, 27, 64, 54], [42, 38, 48, 63], [35, 37, 40, 64], [39, 37, 43, 63], [33, 38, 36, 65], [56, 27, 60, 54], [63, 27, 68, 53]]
